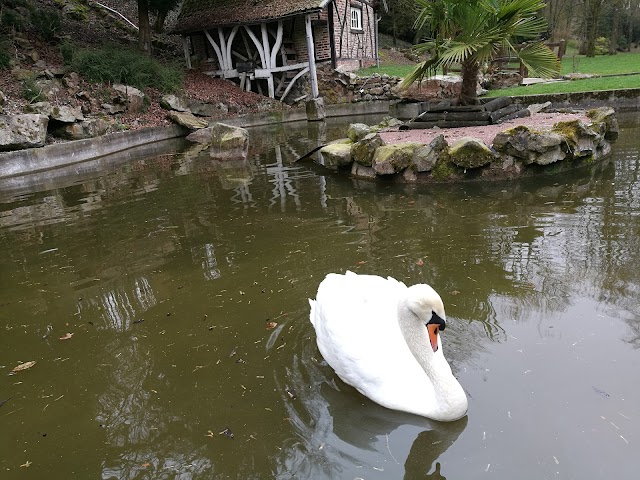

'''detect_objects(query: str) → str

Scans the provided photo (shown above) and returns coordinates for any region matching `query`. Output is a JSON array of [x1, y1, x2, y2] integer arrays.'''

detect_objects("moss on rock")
[[372, 142, 421, 175], [319, 143, 353, 168], [448, 137, 496, 169]]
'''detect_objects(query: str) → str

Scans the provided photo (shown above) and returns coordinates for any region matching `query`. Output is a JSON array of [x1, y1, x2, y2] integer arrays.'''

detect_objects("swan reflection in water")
[[272, 335, 467, 479]]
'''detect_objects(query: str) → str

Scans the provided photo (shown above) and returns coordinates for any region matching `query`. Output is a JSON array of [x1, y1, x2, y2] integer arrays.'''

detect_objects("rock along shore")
[[318, 107, 619, 183]]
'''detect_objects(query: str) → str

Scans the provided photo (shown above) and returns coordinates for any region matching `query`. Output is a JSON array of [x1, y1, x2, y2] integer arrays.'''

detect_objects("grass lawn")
[[561, 51, 640, 75], [485, 74, 640, 97], [359, 49, 640, 96], [488, 51, 640, 96]]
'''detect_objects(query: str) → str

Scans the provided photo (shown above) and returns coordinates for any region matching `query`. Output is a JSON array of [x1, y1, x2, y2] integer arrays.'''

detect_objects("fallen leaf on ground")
[[59, 333, 74, 340], [12, 361, 36, 372]]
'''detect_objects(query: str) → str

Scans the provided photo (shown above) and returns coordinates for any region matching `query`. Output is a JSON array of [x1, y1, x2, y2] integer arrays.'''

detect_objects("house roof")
[[174, 0, 329, 33]]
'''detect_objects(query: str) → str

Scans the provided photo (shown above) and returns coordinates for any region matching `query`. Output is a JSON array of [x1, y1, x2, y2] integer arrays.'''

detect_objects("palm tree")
[[401, 0, 560, 104]]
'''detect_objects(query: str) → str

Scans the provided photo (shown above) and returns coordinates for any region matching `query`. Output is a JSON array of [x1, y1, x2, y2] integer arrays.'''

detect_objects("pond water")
[[1, 113, 639, 479]]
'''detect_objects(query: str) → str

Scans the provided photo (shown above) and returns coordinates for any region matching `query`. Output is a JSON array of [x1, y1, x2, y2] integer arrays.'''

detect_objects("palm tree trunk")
[[459, 60, 479, 105]]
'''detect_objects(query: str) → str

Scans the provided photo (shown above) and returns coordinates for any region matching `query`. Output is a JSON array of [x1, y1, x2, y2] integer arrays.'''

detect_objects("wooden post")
[[304, 14, 319, 99], [182, 36, 192, 70]]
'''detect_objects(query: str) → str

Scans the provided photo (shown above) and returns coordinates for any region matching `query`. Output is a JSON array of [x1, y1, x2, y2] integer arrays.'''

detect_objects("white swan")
[[309, 272, 468, 422]]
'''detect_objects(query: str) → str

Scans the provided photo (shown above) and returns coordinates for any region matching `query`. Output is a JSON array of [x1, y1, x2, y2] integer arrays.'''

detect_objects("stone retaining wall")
[[318, 107, 619, 183], [510, 88, 640, 112]]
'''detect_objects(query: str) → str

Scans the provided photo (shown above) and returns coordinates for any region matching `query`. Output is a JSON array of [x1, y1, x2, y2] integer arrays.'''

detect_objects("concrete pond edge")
[[0, 88, 637, 181], [0, 101, 391, 180]]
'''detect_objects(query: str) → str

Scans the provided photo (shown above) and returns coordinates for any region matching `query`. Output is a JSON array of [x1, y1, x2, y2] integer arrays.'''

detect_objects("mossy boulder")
[[53, 118, 111, 140], [448, 137, 497, 169], [351, 132, 385, 166], [370, 116, 404, 132], [347, 123, 372, 142], [552, 120, 599, 158], [210, 122, 249, 159], [412, 134, 448, 172], [587, 107, 619, 141], [431, 157, 458, 181], [319, 143, 353, 168], [168, 111, 209, 130], [493, 125, 565, 166], [372, 142, 422, 175], [351, 162, 377, 179]]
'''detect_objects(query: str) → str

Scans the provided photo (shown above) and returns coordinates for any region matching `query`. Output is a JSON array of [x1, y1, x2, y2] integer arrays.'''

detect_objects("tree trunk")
[[583, 0, 605, 57], [459, 60, 479, 105], [138, 0, 152, 55], [609, 5, 620, 54], [154, 10, 167, 33]]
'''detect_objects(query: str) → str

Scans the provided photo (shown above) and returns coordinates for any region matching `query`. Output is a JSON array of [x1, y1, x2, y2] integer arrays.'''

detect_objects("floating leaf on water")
[[59, 333, 74, 340], [593, 386, 610, 398], [12, 361, 36, 373], [266, 322, 278, 330], [285, 387, 297, 400]]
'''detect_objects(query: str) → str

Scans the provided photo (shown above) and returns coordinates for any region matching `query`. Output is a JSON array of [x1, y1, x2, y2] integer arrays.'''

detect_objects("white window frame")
[[350, 5, 363, 31]]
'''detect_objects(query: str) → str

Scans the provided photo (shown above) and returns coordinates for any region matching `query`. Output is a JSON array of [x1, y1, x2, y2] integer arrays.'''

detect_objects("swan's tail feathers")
[[309, 298, 316, 327]]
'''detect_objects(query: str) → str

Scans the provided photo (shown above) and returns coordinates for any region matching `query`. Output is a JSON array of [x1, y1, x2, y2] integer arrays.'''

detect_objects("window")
[[350, 5, 363, 31]]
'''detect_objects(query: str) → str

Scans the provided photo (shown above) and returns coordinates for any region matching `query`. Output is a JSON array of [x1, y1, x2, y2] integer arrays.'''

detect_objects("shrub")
[[1, 8, 27, 32], [31, 9, 62, 43], [0, 39, 12, 69], [71, 45, 183, 92], [594, 37, 610, 55], [22, 75, 47, 103], [59, 41, 74, 64]]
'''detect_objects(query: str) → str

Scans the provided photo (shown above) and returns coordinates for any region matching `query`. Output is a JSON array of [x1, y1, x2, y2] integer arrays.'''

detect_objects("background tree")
[[543, 0, 578, 41], [578, 0, 605, 56], [378, 0, 425, 45], [402, 0, 560, 104], [150, 0, 181, 33], [138, 0, 152, 55]]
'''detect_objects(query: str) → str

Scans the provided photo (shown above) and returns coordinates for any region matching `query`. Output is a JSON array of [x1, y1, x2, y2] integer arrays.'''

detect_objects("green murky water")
[[1, 114, 639, 479]]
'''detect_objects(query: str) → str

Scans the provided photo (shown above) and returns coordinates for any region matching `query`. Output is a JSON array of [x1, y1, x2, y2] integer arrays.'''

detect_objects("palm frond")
[[399, 57, 442, 90], [517, 42, 561, 78]]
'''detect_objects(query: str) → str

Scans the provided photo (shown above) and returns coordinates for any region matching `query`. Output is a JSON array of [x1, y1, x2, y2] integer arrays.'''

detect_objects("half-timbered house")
[[173, 0, 379, 101]]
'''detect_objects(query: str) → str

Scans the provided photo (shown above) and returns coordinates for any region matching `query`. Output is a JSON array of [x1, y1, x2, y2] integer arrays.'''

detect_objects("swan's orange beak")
[[428, 324, 439, 353]]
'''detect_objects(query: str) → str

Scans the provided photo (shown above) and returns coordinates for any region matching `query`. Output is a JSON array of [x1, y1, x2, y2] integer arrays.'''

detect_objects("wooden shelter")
[[173, 0, 378, 101]]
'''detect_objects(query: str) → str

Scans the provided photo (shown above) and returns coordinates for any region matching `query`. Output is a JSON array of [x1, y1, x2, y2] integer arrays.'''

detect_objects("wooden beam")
[[270, 21, 284, 68], [182, 36, 192, 70], [261, 23, 271, 69], [204, 30, 224, 73], [281, 67, 310, 102], [225, 26, 239, 69], [244, 25, 267, 68], [254, 62, 308, 75], [304, 14, 319, 99]]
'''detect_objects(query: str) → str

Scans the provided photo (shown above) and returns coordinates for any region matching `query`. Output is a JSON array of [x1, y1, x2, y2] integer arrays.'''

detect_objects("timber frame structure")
[[173, 0, 379, 101]]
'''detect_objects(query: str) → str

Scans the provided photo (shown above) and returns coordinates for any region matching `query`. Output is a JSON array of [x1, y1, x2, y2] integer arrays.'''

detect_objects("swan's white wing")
[[311, 273, 432, 412]]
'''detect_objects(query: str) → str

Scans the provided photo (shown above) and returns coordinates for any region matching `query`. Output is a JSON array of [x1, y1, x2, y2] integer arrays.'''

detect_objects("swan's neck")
[[398, 304, 468, 421]]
